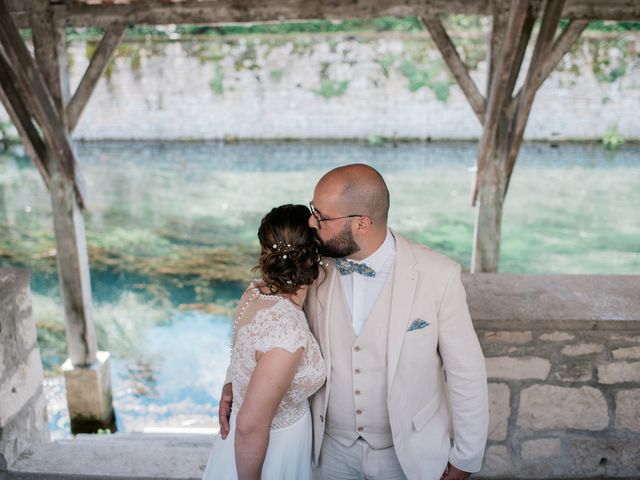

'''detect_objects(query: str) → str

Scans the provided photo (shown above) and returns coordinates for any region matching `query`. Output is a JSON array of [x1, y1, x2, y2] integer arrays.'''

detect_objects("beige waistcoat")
[[325, 269, 394, 449]]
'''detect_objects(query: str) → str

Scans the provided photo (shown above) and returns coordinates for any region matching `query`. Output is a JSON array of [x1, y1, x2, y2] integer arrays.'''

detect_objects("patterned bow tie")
[[335, 258, 376, 277]]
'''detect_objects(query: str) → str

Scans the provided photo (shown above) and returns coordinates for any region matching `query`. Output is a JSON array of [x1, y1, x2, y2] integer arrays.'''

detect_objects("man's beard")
[[316, 222, 360, 258]]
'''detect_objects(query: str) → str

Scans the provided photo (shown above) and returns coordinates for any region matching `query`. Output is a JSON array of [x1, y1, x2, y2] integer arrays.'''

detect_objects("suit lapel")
[[387, 232, 418, 388], [315, 261, 337, 386]]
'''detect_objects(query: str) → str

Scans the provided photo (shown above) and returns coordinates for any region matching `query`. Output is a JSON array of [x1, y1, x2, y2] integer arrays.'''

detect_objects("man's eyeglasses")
[[309, 202, 363, 227]]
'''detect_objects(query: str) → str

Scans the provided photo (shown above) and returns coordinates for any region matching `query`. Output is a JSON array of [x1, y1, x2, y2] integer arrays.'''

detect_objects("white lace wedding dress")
[[202, 281, 326, 480]]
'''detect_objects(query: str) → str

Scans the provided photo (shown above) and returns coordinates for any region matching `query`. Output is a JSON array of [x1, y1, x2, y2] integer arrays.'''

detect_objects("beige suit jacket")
[[306, 232, 488, 480]]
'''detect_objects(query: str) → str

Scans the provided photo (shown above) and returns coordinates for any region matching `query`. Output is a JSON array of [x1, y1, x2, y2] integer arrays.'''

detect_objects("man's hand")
[[441, 462, 470, 480], [218, 382, 233, 439]]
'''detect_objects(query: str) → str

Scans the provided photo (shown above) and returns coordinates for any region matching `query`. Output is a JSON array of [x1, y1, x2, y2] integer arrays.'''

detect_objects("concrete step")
[[6, 432, 215, 480]]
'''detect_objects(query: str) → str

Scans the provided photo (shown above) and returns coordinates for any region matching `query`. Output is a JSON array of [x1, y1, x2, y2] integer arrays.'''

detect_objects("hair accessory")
[[272, 241, 297, 260]]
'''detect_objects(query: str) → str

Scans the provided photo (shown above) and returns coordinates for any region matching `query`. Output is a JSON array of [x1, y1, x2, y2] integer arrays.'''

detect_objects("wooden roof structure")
[[6, 0, 640, 26], [0, 0, 638, 388]]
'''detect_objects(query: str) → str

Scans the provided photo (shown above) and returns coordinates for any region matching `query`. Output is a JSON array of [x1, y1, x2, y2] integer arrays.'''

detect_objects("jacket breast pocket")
[[412, 394, 441, 432]]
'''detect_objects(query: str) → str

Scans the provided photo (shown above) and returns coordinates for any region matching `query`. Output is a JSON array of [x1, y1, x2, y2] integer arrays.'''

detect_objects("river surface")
[[1, 140, 638, 438]]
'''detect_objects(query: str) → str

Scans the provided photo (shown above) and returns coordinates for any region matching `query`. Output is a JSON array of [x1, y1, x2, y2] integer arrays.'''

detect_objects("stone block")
[[518, 385, 608, 431], [563, 435, 640, 477], [612, 346, 640, 360], [615, 389, 640, 432], [486, 356, 551, 380], [554, 362, 592, 382], [62, 351, 114, 430], [611, 334, 640, 344], [598, 361, 640, 384], [521, 438, 562, 460], [488, 383, 510, 441], [0, 348, 44, 426], [539, 331, 575, 342], [16, 300, 37, 350], [483, 331, 532, 344], [478, 445, 514, 477], [561, 343, 603, 356]]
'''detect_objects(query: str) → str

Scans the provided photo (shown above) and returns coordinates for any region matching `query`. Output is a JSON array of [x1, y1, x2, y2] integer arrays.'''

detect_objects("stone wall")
[[463, 274, 640, 478], [0, 269, 49, 470], [2, 31, 638, 142]]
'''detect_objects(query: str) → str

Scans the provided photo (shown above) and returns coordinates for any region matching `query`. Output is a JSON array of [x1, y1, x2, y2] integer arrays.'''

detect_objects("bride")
[[202, 204, 326, 480]]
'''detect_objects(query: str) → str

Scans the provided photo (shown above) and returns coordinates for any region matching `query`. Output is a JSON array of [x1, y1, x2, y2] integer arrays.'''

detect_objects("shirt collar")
[[349, 229, 395, 272]]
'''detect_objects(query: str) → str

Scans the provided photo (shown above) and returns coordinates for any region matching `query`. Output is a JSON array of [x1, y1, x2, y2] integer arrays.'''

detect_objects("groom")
[[305, 164, 488, 480]]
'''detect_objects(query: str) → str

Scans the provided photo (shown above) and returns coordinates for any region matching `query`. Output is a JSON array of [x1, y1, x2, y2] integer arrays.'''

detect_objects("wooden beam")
[[504, 18, 588, 189], [6, 0, 640, 28], [0, 1, 86, 208], [31, 9, 70, 125], [422, 15, 485, 124], [0, 49, 49, 186], [486, 0, 510, 98], [472, 0, 531, 206], [524, 18, 589, 97], [67, 23, 127, 133]]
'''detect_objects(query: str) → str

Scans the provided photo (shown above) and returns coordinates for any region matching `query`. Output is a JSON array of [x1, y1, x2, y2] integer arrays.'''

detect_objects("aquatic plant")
[[602, 125, 625, 150], [368, 134, 384, 146]]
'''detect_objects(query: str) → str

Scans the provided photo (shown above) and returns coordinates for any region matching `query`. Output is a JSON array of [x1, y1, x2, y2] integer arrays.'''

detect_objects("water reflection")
[[2, 140, 639, 437]]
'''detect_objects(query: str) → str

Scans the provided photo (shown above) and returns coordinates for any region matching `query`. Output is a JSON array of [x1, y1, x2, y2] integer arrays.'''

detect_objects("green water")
[[1, 140, 638, 437]]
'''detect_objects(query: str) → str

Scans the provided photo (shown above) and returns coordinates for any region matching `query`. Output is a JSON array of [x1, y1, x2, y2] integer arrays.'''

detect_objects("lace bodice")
[[228, 282, 326, 430]]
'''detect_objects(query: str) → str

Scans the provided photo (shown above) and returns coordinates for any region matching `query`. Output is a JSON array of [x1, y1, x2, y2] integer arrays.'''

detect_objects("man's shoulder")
[[394, 233, 461, 274]]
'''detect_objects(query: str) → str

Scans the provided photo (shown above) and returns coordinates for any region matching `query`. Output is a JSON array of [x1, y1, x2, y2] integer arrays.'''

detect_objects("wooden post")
[[424, 0, 586, 273], [28, 4, 115, 434], [29, 7, 98, 368]]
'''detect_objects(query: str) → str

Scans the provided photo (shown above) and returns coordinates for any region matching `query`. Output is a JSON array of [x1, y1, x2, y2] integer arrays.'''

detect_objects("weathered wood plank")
[[422, 15, 485, 124], [472, 0, 531, 206], [0, 1, 87, 208], [0, 50, 49, 186], [6, 0, 640, 28], [48, 153, 98, 367], [67, 23, 127, 133], [31, 9, 71, 127], [486, 0, 510, 98]]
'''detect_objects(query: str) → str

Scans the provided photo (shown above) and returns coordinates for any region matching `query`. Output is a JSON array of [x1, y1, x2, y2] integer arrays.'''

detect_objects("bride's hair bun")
[[257, 204, 320, 294]]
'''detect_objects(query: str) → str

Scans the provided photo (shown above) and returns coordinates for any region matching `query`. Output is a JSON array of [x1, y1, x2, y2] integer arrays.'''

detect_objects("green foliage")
[[269, 68, 284, 82], [399, 60, 451, 101], [0, 120, 20, 148], [559, 20, 640, 32], [209, 63, 224, 95], [602, 125, 625, 150], [367, 134, 384, 146], [63, 18, 639, 43], [377, 54, 396, 78], [588, 38, 632, 83], [313, 79, 349, 99]]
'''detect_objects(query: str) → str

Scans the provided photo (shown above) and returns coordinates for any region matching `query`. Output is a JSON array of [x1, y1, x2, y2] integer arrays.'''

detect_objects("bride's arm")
[[234, 347, 304, 480]]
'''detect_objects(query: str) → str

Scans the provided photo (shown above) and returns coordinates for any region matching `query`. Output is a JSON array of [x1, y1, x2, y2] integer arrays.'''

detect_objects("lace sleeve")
[[253, 306, 307, 355]]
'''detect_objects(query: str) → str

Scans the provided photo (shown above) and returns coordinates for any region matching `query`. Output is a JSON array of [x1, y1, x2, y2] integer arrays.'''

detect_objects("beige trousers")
[[316, 434, 407, 480]]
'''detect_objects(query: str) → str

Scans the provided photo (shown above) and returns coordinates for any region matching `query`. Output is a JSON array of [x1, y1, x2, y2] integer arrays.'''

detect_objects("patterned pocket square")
[[407, 319, 430, 332]]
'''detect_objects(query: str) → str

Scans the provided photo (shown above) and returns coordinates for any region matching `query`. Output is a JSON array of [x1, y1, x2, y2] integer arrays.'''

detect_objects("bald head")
[[317, 164, 390, 227]]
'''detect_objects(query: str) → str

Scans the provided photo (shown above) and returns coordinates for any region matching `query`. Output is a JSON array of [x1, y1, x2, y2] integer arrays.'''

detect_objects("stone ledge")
[[7, 433, 213, 480], [463, 274, 640, 330]]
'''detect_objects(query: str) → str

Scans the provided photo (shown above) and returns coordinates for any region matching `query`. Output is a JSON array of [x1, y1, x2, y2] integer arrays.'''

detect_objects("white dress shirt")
[[339, 229, 396, 336]]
